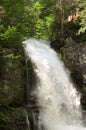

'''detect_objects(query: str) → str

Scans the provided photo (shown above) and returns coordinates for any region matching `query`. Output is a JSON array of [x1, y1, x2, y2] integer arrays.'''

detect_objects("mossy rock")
[[0, 47, 25, 106], [0, 106, 29, 130]]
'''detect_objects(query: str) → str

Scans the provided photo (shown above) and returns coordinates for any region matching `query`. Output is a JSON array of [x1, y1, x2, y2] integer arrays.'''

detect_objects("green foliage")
[[32, 1, 56, 40], [31, 0, 83, 41], [0, 106, 28, 130], [0, 26, 16, 40], [0, 26, 22, 46], [3, 53, 21, 59], [0, 107, 12, 130], [78, 0, 86, 33], [0, 0, 86, 45], [0, 0, 31, 47], [71, 0, 86, 41]]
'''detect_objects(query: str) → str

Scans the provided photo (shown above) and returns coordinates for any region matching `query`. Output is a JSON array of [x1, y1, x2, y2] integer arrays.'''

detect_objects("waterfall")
[[23, 39, 86, 130]]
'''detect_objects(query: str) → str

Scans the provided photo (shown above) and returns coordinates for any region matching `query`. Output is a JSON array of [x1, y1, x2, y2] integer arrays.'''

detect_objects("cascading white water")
[[23, 39, 86, 130]]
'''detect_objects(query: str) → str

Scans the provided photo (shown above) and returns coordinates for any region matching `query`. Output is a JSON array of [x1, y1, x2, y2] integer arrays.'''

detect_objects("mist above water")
[[24, 39, 86, 130]]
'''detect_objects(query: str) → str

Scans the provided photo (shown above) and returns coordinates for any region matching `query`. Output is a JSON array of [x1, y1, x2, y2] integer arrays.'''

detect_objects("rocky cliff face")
[[0, 47, 30, 130], [61, 38, 86, 110], [0, 47, 25, 106]]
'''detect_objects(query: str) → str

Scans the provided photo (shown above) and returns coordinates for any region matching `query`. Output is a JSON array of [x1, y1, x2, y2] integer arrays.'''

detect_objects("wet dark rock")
[[62, 38, 86, 89], [61, 38, 86, 110]]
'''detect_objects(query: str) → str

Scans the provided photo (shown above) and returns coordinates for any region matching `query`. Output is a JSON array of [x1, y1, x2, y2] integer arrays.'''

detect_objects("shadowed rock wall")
[[61, 38, 86, 110]]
